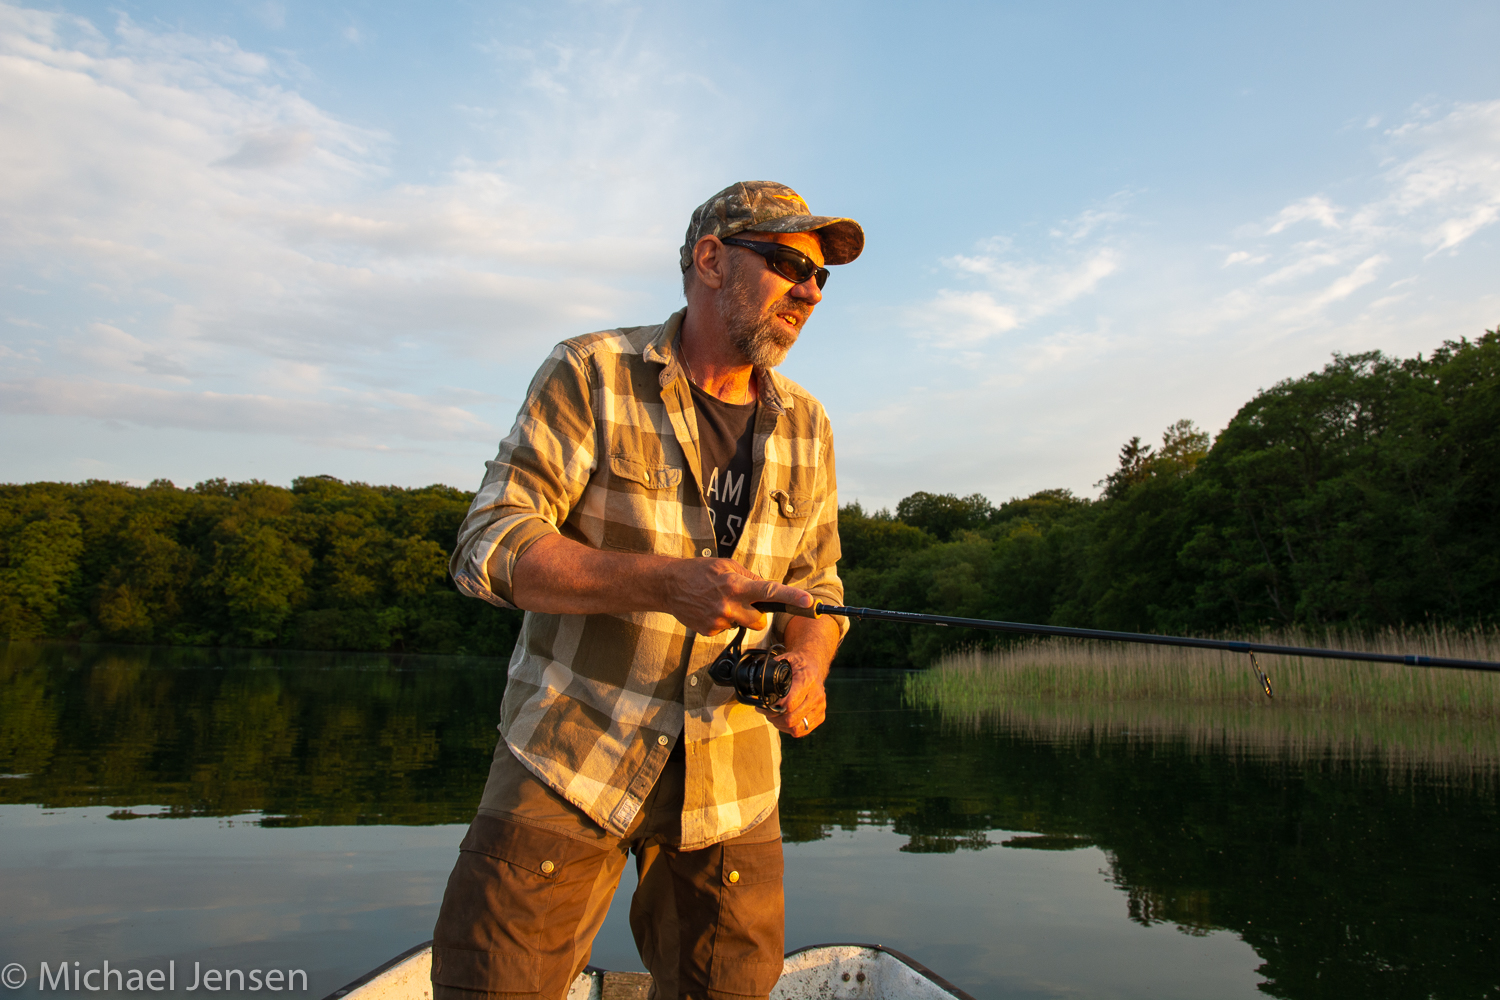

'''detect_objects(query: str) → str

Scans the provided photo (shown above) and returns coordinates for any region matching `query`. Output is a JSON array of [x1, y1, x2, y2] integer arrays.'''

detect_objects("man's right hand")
[[507, 534, 814, 634], [661, 556, 813, 636]]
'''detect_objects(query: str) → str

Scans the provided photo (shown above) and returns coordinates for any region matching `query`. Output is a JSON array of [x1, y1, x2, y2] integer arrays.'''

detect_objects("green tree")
[[198, 485, 313, 645], [95, 512, 196, 642], [0, 513, 85, 639], [983, 491, 1091, 629], [894, 491, 997, 541], [837, 502, 930, 573], [1182, 351, 1464, 627], [1429, 329, 1500, 612], [1097, 436, 1155, 500]]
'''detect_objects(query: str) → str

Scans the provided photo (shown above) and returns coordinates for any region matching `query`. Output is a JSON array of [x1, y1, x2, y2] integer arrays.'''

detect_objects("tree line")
[[838, 328, 1500, 668], [0, 475, 523, 655], [2, 328, 1496, 664]]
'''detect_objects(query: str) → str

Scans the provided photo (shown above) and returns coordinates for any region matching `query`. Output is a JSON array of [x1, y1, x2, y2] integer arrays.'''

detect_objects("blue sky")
[[3, 1, 1498, 510]]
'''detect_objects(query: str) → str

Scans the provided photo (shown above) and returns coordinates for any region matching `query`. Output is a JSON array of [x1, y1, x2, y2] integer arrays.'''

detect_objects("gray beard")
[[717, 260, 800, 369]]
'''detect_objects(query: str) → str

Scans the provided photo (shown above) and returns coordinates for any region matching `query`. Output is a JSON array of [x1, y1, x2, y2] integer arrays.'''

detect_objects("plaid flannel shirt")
[[451, 309, 846, 850]]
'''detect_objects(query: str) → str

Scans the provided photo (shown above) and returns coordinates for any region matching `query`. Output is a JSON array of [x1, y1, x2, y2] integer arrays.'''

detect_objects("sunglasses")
[[721, 237, 830, 290]]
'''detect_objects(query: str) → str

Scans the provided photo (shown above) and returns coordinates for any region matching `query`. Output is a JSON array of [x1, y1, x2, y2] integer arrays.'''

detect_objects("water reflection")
[[3, 644, 1497, 999], [1, 643, 504, 824], [793, 678, 1499, 999]]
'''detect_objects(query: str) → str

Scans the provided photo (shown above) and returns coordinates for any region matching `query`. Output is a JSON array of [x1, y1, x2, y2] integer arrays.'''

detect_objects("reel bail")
[[708, 626, 792, 709]]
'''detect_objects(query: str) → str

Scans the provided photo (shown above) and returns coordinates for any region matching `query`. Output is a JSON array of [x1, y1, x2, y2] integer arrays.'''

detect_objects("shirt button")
[[728, 870, 740, 883], [689, 676, 698, 686], [701, 547, 713, 557], [657, 735, 669, 746], [540, 860, 555, 875]]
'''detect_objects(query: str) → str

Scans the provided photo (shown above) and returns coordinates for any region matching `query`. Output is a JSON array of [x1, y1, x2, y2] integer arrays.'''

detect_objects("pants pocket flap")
[[721, 837, 784, 886], [459, 813, 604, 880]]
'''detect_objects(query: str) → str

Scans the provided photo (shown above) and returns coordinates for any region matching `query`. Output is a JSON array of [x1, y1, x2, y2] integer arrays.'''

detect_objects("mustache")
[[773, 296, 813, 325]]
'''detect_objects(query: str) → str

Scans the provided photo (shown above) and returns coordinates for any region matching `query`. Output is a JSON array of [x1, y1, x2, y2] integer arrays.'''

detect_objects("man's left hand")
[[764, 614, 841, 737]]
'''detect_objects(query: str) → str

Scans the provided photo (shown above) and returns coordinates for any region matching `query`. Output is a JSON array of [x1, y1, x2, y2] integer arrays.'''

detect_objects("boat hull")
[[324, 942, 976, 1000]]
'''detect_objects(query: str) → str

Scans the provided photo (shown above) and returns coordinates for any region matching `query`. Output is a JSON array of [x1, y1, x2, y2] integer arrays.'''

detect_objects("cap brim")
[[745, 215, 865, 265]]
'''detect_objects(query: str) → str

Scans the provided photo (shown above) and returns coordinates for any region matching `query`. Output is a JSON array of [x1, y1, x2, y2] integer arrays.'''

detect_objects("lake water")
[[1, 644, 1496, 999]]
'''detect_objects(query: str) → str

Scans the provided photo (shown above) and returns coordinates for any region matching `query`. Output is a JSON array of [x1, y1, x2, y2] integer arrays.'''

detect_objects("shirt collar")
[[646, 309, 789, 415]]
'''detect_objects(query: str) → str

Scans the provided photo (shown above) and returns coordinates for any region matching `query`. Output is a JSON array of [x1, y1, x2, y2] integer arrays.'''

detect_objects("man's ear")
[[693, 235, 728, 290]]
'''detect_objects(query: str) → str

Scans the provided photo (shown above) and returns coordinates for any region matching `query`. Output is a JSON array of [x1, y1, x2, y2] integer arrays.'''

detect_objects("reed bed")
[[905, 625, 1500, 782]]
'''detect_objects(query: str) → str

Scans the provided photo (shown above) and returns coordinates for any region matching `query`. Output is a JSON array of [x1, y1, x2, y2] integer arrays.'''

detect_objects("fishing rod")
[[704, 600, 1500, 708]]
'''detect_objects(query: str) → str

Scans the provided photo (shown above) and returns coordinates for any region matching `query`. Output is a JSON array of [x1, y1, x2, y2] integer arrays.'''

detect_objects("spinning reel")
[[707, 626, 792, 709]]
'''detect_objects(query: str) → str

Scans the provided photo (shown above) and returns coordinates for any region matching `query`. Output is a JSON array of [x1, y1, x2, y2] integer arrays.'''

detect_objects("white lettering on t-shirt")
[[722, 470, 744, 506], [721, 515, 744, 549]]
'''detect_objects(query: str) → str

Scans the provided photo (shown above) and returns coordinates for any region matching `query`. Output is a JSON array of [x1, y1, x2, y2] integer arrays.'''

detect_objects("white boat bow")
[[323, 941, 976, 1000]]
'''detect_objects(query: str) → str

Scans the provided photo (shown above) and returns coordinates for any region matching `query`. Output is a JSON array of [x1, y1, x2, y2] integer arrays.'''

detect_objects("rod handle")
[[752, 601, 822, 619]]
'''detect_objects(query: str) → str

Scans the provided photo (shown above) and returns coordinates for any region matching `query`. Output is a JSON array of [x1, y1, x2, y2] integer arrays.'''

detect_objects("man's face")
[[715, 230, 825, 369]]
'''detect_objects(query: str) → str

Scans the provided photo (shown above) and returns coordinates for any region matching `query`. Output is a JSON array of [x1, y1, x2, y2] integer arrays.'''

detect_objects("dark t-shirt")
[[690, 382, 757, 559]]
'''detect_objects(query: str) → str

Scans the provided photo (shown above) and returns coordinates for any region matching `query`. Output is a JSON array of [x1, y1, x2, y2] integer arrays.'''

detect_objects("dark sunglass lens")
[[729, 238, 830, 289], [773, 247, 833, 287], [767, 248, 814, 284]]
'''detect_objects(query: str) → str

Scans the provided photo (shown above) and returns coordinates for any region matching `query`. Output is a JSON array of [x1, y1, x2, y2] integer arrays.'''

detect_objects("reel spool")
[[707, 626, 792, 709]]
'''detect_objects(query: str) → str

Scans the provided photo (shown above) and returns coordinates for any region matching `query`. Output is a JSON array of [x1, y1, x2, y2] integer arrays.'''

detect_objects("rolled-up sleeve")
[[450, 344, 599, 608]]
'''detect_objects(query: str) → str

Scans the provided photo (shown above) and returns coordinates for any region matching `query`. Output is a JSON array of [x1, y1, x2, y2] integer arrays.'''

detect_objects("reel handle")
[[751, 601, 823, 619]]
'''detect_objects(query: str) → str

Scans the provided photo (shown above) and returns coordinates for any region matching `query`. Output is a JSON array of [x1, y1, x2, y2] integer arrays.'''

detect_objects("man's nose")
[[789, 274, 822, 305]]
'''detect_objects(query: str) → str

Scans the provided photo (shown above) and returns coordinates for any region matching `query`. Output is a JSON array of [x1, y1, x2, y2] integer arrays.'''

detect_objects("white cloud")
[[1259, 248, 1343, 286], [55, 322, 194, 383], [917, 214, 1123, 349], [1016, 326, 1116, 375], [1380, 101, 1500, 251], [927, 290, 1021, 344], [853, 101, 1500, 508], [0, 377, 496, 445], [215, 129, 317, 169], [1266, 196, 1342, 234], [1312, 254, 1388, 306], [1181, 101, 1500, 340], [0, 2, 723, 462], [3, 2, 1496, 508]]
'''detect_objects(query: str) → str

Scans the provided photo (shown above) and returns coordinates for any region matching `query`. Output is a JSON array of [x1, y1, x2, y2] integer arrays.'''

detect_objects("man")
[[434, 181, 863, 1000]]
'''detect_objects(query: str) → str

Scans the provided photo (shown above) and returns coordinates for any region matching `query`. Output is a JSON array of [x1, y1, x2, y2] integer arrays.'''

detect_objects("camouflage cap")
[[679, 181, 865, 271]]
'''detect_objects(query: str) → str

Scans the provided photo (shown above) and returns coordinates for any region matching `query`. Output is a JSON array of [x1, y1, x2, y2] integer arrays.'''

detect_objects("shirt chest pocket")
[[768, 489, 812, 520], [600, 453, 684, 553], [610, 454, 682, 490], [753, 489, 816, 586]]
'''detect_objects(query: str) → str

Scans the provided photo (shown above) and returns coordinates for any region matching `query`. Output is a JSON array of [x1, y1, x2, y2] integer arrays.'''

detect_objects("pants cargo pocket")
[[706, 838, 785, 999], [432, 814, 609, 999]]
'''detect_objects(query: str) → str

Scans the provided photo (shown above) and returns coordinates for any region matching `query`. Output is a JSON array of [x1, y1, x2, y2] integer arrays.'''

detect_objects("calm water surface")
[[1, 644, 1495, 999]]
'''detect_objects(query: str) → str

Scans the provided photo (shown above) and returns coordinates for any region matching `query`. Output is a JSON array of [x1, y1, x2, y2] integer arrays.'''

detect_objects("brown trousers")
[[431, 741, 784, 1000]]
